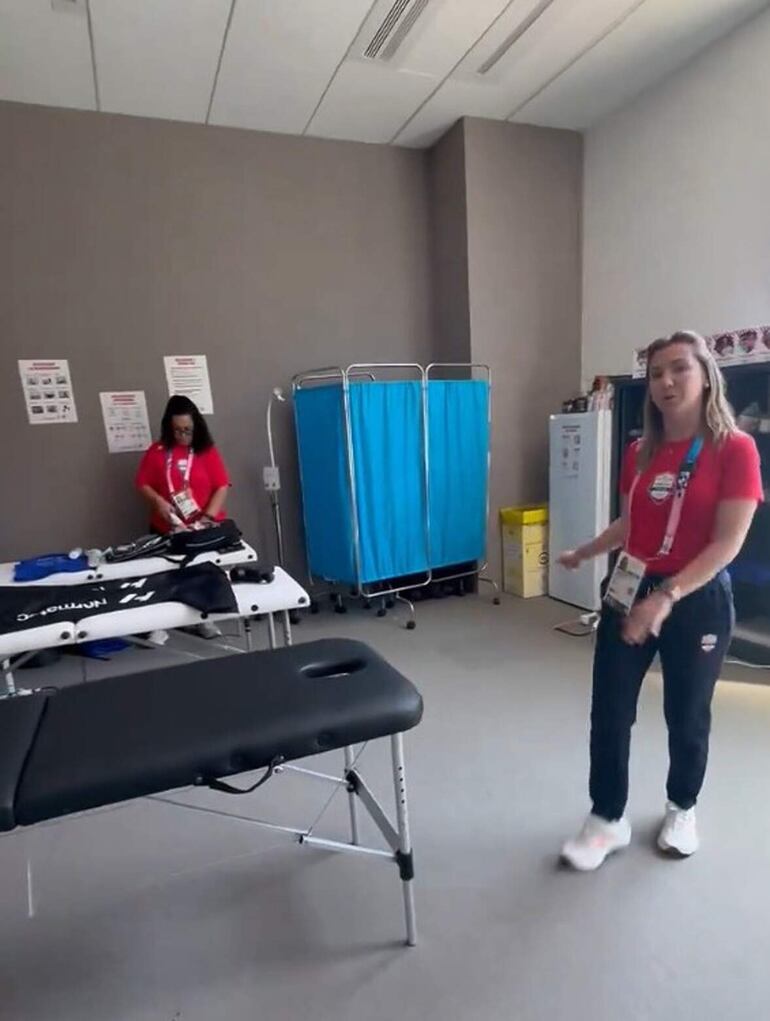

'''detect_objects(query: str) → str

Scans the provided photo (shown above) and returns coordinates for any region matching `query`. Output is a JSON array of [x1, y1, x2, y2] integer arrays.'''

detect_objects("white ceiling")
[[1, 0, 768, 147]]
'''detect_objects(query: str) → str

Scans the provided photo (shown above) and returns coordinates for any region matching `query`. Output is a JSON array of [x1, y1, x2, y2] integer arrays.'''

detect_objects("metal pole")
[[391, 733, 417, 947], [281, 609, 292, 647], [343, 745, 360, 845], [266, 613, 277, 650], [2, 659, 17, 698], [341, 367, 364, 597]]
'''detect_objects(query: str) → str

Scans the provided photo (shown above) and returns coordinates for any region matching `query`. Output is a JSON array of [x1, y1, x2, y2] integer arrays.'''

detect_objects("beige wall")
[[1, 101, 434, 570], [462, 118, 583, 578], [583, 6, 770, 382]]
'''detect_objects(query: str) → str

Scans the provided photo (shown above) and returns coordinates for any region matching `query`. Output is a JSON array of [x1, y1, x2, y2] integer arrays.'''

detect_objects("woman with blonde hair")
[[558, 330, 762, 870]]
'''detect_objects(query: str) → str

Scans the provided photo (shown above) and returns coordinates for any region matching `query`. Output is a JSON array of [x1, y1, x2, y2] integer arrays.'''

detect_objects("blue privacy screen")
[[294, 378, 489, 587]]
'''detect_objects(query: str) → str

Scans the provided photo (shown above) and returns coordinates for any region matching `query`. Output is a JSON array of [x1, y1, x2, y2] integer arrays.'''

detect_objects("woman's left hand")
[[622, 591, 673, 645]]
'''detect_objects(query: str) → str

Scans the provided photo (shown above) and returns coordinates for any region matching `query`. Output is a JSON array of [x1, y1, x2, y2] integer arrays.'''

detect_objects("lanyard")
[[165, 448, 194, 495], [628, 436, 703, 559]]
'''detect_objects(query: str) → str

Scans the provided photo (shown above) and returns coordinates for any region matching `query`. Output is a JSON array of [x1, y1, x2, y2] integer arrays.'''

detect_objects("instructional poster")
[[163, 354, 214, 414], [560, 422, 582, 479], [100, 391, 152, 453], [18, 359, 78, 424]]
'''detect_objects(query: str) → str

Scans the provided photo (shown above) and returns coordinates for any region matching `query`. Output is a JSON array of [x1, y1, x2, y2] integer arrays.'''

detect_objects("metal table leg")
[[391, 732, 417, 947]]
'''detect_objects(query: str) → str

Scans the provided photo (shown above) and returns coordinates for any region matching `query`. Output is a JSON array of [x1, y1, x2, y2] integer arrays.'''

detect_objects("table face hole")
[[301, 658, 366, 680]]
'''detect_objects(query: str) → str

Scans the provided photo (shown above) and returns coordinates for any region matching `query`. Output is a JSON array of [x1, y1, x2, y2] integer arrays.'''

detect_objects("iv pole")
[[265, 387, 301, 624]]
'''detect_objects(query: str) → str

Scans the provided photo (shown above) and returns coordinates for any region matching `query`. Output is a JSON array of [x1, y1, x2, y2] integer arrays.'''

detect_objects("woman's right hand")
[[557, 549, 584, 571], [156, 498, 176, 524]]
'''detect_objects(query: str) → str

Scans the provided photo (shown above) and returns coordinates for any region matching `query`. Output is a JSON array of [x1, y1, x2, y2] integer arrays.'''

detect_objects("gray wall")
[[2, 102, 582, 587], [1, 101, 434, 570], [427, 121, 471, 365], [583, 6, 770, 382], [463, 118, 583, 577]]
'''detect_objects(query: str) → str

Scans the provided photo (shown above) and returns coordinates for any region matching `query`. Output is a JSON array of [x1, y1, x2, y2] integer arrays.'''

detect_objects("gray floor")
[[2, 594, 770, 1021]]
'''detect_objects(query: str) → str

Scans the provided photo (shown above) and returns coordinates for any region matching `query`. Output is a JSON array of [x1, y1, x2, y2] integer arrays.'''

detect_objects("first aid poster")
[[18, 359, 78, 424]]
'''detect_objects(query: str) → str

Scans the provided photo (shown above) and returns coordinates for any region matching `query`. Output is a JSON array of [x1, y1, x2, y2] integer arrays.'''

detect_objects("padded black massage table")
[[0, 638, 423, 946]]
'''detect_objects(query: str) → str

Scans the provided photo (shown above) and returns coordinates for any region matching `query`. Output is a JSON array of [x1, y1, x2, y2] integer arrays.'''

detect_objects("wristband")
[[659, 580, 681, 605]]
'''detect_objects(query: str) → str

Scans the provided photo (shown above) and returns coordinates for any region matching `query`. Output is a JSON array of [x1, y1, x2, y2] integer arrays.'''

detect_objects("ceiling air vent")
[[477, 0, 556, 76], [363, 0, 433, 62]]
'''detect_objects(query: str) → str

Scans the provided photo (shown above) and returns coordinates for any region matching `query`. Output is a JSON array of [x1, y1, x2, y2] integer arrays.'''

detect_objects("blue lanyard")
[[675, 436, 703, 493]]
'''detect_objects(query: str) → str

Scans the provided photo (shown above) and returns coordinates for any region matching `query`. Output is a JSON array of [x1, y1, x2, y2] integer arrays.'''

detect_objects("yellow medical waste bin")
[[500, 505, 549, 598]]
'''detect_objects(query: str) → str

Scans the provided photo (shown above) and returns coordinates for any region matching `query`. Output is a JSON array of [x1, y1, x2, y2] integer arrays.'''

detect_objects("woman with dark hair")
[[557, 330, 761, 870], [136, 395, 230, 534]]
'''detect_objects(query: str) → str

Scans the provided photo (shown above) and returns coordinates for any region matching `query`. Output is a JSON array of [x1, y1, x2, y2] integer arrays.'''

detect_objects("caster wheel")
[[289, 609, 301, 625], [406, 621, 416, 630], [493, 597, 501, 605], [310, 601, 320, 615], [377, 608, 387, 618], [334, 604, 348, 615]]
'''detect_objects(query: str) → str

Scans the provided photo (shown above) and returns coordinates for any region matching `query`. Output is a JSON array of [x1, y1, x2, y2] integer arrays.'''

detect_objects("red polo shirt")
[[135, 442, 230, 533], [620, 430, 762, 576]]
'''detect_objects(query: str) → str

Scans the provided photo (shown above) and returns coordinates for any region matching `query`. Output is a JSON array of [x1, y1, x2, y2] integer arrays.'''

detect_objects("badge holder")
[[166, 449, 200, 526], [604, 436, 703, 616], [604, 553, 647, 615], [172, 489, 200, 522]]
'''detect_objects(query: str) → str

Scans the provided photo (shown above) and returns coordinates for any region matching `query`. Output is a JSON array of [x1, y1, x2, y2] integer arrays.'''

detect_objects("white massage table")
[[0, 567, 310, 695], [0, 541, 258, 587]]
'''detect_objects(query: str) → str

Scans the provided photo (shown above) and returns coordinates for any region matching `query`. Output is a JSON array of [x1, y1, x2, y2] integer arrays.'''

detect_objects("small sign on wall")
[[18, 359, 78, 424], [633, 325, 770, 378], [163, 354, 214, 414], [100, 391, 152, 453]]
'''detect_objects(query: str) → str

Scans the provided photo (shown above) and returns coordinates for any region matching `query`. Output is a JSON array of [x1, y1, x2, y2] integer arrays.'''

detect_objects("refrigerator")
[[548, 409, 613, 610]]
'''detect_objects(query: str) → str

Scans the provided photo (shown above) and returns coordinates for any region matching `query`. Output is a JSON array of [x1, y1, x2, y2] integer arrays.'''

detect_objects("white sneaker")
[[561, 814, 632, 871], [194, 621, 222, 640], [147, 629, 169, 646], [657, 802, 699, 856]]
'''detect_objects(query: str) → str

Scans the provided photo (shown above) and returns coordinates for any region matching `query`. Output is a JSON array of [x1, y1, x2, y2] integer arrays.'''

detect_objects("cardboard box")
[[500, 505, 549, 598]]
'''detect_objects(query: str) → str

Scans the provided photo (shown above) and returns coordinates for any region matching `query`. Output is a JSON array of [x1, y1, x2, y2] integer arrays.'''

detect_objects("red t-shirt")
[[620, 430, 762, 576], [135, 442, 230, 533]]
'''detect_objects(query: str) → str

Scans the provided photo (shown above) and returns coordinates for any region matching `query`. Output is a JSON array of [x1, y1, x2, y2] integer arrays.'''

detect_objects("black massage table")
[[0, 638, 423, 946]]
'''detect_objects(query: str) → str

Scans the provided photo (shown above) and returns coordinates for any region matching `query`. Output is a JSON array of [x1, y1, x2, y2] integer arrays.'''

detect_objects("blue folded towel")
[[13, 554, 89, 582]]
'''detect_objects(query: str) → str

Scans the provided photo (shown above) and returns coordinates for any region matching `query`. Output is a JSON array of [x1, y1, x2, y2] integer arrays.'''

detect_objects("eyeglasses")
[[173, 426, 194, 436]]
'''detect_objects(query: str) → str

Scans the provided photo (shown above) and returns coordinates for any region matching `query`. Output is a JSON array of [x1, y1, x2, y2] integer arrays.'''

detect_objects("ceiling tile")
[[0, 0, 95, 111], [90, 0, 231, 122], [307, 61, 436, 144], [210, 0, 375, 134], [395, 0, 657, 144], [513, 0, 770, 129], [307, 0, 510, 144]]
